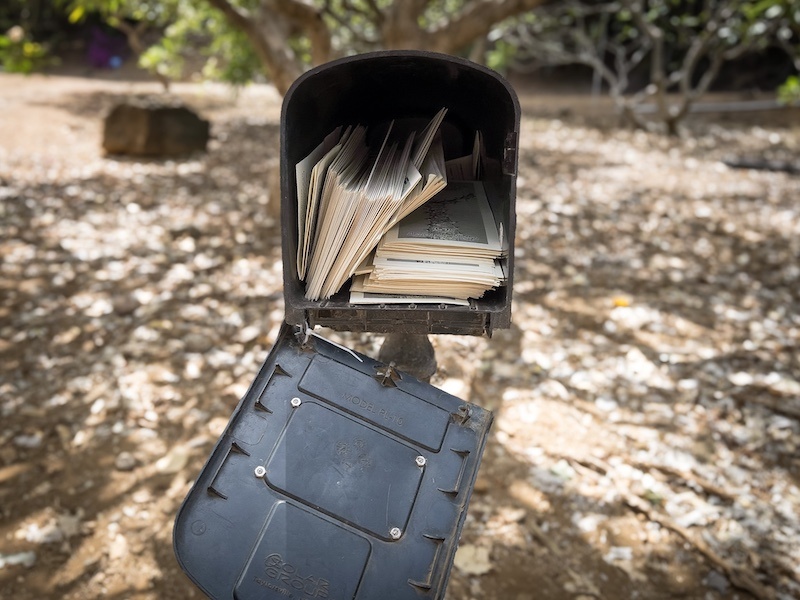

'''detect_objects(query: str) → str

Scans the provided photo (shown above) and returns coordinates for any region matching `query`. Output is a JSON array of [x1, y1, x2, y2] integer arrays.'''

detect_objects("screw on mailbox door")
[[254, 466, 266, 478], [415, 456, 426, 467], [389, 527, 402, 540], [290, 397, 302, 408]]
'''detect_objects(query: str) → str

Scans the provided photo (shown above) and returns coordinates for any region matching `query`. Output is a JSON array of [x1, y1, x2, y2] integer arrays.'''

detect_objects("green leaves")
[[68, 5, 86, 23], [0, 31, 55, 74], [778, 74, 800, 104]]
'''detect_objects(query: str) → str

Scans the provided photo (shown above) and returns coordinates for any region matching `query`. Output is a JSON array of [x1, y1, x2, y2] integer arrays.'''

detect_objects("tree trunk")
[[382, 0, 549, 55], [114, 18, 171, 91], [204, 0, 306, 95], [381, 0, 430, 49], [207, 0, 551, 95], [252, 11, 305, 95], [428, 0, 549, 55], [266, 0, 332, 66]]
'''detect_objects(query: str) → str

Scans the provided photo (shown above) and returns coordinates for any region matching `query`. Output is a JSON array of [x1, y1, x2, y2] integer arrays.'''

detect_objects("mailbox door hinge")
[[502, 131, 518, 176]]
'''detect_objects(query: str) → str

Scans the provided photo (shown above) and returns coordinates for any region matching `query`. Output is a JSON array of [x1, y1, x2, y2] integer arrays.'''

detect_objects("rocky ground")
[[1, 72, 799, 600]]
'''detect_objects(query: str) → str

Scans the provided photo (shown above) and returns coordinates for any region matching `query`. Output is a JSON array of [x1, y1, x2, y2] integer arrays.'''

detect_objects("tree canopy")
[[3, 0, 798, 129], [60, 0, 551, 94], [495, 0, 800, 133]]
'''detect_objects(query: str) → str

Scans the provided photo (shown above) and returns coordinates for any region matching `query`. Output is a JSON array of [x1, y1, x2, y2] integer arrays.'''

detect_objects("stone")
[[115, 452, 137, 472], [184, 332, 214, 354], [13, 432, 43, 449], [0, 551, 36, 569], [103, 98, 210, 157], [155, 445, 190, 474], [112, 294, 140, 316], [454, 544, 493, 576], [703, 570, 730, 593]]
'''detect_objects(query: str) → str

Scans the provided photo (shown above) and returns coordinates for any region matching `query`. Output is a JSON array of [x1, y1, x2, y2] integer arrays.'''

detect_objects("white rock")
[[728, 372, 754, 387], [13, 433, 43, 449], [156, 446, 190, 474], [603, 546, 633, 563], [115, 452, 137, 471], [454, 544, 493, 575], [0, 551, 36, 569]]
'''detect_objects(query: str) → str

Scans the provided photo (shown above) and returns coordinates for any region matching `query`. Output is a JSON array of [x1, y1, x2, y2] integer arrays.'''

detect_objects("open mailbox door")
[[174, 324, 492, 599]]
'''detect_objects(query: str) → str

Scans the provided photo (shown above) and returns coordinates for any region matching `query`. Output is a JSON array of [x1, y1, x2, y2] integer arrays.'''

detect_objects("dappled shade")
[[0, 74, 799, 600]]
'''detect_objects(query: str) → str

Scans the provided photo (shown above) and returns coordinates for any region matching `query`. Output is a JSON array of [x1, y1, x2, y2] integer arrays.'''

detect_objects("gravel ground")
[[1, 73, 799, 600]]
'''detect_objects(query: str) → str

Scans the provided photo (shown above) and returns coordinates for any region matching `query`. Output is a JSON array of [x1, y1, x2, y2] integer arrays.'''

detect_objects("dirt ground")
[[1, 70, 799, 600]]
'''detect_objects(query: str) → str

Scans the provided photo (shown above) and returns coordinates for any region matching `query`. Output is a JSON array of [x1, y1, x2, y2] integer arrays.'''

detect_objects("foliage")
[[57, 0, 553, 93], [494, 0, 800, 133], [64, 0, 174, 28], [0, 0, 66, 73], [485, 38, 517, 74], [318, 0, 474, 54], [140, 3, 261, 85], [778, 75, 800, 104], [62, 0, 263, 85], [0, 26, 56, 73]]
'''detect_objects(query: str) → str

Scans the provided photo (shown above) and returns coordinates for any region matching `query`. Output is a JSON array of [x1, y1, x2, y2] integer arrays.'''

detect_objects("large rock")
[[103, 98, 210, 156]]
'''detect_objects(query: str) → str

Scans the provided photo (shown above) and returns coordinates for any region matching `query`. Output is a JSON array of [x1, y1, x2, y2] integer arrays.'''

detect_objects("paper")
[[295, 127, 342, 278], [294, 111, 505, 303]]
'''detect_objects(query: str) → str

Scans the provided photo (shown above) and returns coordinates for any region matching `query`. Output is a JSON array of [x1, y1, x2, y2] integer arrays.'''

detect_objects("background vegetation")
[[2, 0, 799, 130]]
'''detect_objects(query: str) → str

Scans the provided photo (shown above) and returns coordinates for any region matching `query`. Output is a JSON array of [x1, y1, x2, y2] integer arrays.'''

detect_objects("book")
[[294, 111, 506, 304], [378, 180, 505, 260], [296, 110, 449, 301], [295, 126, 343, 279], [348, 291, 470, 306], [352, 181, 506, 301]]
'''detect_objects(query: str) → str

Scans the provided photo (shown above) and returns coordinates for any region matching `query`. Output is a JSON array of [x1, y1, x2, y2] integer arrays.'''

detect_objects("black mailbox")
[[175, 51, 512, 600], [281, 50, 519, 336]]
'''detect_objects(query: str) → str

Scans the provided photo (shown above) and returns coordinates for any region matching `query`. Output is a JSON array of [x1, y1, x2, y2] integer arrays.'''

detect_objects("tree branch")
[[204, 0, 254, 37], [109, 12, 171, 90], [624, 0, 669, 124], [266, 0, 332, 65], [204, 0, 303, 94], [381, 0, 431, 49], [428, 0, 550, 55], [320, 4, 380, 47]]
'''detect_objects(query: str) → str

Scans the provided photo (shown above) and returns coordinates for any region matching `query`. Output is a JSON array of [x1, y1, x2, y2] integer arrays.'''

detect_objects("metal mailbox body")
[[281, 50, 520, 336]]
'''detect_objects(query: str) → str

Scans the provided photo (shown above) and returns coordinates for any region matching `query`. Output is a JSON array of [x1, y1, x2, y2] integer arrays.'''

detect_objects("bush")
[[0, 26, 55, 73], [778, 75, 800, 105]]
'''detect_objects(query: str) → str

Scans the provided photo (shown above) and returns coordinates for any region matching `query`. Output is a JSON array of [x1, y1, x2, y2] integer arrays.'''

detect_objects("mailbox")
[[174, 50, 517, 600], [281, 50, 519, 336]]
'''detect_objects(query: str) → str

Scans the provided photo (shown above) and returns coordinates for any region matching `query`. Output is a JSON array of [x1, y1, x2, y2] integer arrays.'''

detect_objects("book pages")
[[349, 291, 470, 306], [295, 127, 344, 279], [299, 111, 455, 301], [354, 181, 505, 301], [294, 111, 505, 304], [380, 181, 503, 258]]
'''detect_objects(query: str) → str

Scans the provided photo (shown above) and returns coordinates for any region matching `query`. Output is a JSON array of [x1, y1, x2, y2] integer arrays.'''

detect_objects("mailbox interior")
[[281, 51, 519, 335]]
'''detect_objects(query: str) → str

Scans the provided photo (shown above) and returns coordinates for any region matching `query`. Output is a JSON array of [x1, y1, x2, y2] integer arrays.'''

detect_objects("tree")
[[63, 0, 552, 94], [1, 0, 62, 73], [498, 0, 800, 134], [62, 0, 180, 88], [201, 0, 558, 94]]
